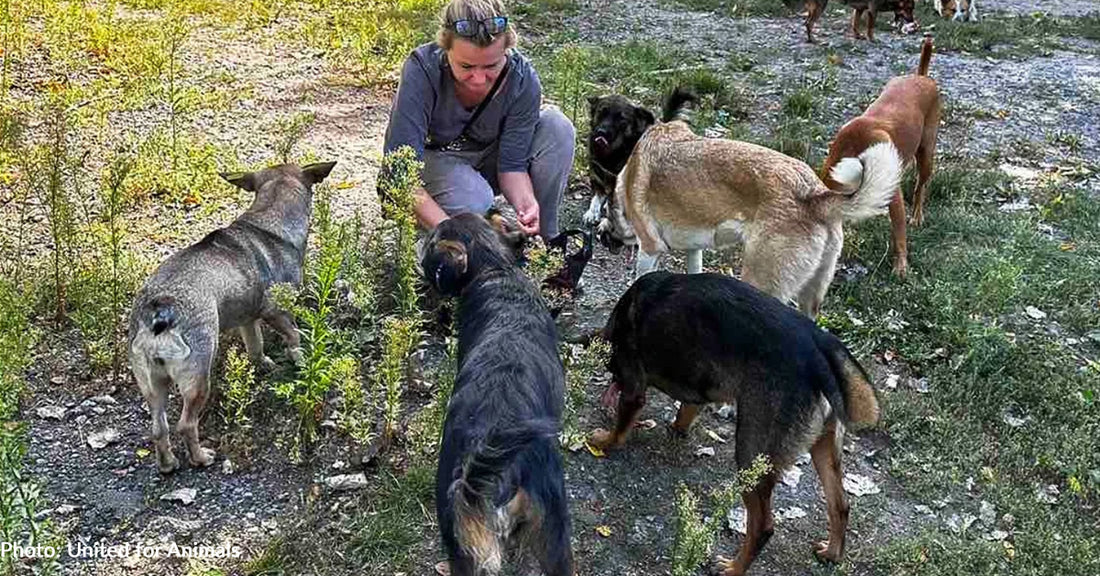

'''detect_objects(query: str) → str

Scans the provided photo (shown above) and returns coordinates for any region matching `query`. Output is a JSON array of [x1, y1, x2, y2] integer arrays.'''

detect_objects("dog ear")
[[301, 161, 337, 186], [486, 210, 528, 259], [635, 107, 656, 133], [220, 171, 257, 192], [587, 95, 600, 116], [424, 239, 469, 295]]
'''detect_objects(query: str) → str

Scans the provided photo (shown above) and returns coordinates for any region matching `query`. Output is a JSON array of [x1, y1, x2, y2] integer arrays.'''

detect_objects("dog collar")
[[590, 157, 620, 184]]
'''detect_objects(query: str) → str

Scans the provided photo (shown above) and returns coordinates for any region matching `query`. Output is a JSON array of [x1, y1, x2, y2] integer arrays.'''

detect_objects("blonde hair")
[[437, 0, 518, 50]]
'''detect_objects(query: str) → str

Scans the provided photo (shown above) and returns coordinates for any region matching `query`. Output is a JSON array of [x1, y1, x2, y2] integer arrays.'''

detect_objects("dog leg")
[[262, 307, 303, 365], [887, 188, 909, 278], [589, 387, 647, 449], [670, 403, 701, 435], [742, 231, 820, 314], [969, 1, 979, 22], [805, 0, 823, 43], [582, 195, 606, 227], [911, 109, 941, 230], [175, 356, 217, 468], [133, 358, 179, 473], [850, 8, 865, 39], [865, 8, 877, 41], [715, 474, 778, 576], [811, 419, 849, 563], [634, 250, 660, 278], [796, 224, 842, 318], [686, 250, 704, 274], [240, 320, 277, 371]]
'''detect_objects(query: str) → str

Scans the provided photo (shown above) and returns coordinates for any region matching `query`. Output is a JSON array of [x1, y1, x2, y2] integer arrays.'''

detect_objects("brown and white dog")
[[935, 0, 979, 22], [820, 35, 941, 278], [784, 0, 918, 43], [597, 89, 903, 317]]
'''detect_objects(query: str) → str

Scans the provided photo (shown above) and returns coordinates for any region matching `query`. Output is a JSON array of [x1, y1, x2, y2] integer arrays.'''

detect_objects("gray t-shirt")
[[383, 42, 542, 173]]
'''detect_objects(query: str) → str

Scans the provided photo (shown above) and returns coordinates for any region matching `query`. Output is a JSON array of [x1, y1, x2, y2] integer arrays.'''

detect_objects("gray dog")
[[128, 162, 335, 473]]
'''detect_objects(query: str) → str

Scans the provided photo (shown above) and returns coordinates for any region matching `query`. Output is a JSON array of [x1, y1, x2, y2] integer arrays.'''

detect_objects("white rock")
[[884, 374, 900, 390], [37, 406, 66, 420], [324, 473, 368, 491], [947, 513, 977, 534], [222, 459, 236, 475], [1035, 484, 1059, 504], [152, 516, 203, 533], [716, 404, 735, 419], [695, 446, 716, 458], [999, 164, 1039, 180], [160, 488, 197, 506], [795, 453, 812, 466], [843, 473, 881, 496], [979, 500, 997, 526], [1002, 412, 1028, 427], [984, 529, 1010, 541], [914, 504, 934, 516], [775, 506, 807, 522], [727, 505, 747, 535], [780, 466, 803, 489], [262, 518, 278, 530], [87, 429, 120, 450], [999, 198, 1032, 213], [1025, 306, 1047, 320], [91, 395, 118, 405]]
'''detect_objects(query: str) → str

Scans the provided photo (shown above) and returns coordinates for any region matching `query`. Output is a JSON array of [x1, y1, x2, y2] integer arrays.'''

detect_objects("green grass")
[[661, 0, 788, 18], [917, 6, 1100, 58], [823, 165, 1100, 574]]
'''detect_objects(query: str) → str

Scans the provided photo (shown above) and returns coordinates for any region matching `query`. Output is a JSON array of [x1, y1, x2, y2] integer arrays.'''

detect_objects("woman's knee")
[[536, 107, 576, 151]]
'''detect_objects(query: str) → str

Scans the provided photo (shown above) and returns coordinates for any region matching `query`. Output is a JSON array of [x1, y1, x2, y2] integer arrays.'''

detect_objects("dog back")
[[605, 272, 878, 441], [425, 214, 572, 575]]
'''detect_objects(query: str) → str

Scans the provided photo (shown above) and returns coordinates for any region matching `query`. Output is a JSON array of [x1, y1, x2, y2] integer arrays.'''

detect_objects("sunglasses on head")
[[450, 16, 508, 37]]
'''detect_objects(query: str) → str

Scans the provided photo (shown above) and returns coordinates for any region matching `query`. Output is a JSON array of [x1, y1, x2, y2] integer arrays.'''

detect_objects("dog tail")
[[829, 140, 903, 222], [144, 297, 178, 335], [451, 419, 559, 572], [662, 87, 697, 123], [813, 330, 881, 428], [918, 34, 934, 76]]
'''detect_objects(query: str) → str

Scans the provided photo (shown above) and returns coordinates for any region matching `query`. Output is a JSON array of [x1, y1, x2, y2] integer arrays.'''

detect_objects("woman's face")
[[447, 34, 508, 98]]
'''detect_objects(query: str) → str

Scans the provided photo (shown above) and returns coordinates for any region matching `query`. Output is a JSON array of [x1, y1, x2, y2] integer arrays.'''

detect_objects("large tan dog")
[[597, 89, 902, 317], [820, 35, 941, 278]]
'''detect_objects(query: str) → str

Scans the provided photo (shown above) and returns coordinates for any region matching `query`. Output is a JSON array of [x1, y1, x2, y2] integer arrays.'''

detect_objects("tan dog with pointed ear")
[[128, 162, 335, 473], [820, 35, 941, 278], [598, 88, 902, 317]]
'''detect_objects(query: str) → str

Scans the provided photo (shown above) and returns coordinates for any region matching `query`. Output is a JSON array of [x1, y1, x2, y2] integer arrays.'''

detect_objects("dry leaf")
[[595, 525, 612, 538]]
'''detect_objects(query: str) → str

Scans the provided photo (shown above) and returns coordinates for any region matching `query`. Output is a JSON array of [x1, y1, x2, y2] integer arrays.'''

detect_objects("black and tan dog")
[[581, 94, 659, 226], [129, 162, 335, 473], [784, 0, 918, 42], [423, 213, 573, 576], [820, 35, 941, 277], [589, 271, 880, 576]]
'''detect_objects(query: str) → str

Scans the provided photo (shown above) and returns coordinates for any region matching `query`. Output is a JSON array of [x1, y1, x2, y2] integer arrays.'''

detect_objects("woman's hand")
[[499, 171, 540, 236]]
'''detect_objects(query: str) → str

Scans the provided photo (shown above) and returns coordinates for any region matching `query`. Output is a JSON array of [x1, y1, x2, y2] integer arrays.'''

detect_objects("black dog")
[[422, 213, 573, 576], [589, 272, 880, 576], [785, 0, 917, 43], [581, 94, 656, 226]]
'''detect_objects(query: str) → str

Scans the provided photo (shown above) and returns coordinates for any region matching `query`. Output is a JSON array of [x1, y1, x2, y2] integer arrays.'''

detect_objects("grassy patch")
[[917, 6, 1100, 57], [823, 164, 1100, 573], [662, 0, 788, 18]]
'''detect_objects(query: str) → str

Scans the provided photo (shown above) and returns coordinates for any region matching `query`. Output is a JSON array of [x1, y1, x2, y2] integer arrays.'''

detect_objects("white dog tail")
[[831, 141, 903, 222]]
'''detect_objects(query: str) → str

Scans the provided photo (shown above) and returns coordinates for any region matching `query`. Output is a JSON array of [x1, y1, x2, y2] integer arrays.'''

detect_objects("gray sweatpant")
[[421, 107, 575, 239]]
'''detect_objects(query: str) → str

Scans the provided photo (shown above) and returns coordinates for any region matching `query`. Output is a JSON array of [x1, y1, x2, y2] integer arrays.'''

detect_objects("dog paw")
[[711, 555, 745, 576], [582, 209, 600, 227], [588, 428, 619, 450], [157, 451, 180, 474], [892, 258, 908, 279], [813, 540, 843, 564], [189, 446, 216, 468]]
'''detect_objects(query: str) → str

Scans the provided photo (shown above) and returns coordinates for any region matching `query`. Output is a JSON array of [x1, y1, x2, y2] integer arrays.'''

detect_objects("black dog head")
[[889, 0, 918, 31], [587, 95, 656, 179], [422, 212, 524, 296]]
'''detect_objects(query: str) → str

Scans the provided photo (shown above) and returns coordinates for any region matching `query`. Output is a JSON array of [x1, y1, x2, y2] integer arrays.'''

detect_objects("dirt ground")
[[19, 0, 1100, 575]]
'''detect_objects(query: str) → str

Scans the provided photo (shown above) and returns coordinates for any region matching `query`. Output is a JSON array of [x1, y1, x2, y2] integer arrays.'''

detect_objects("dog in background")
[[820, 35, 941, 278], [935, 0, 978, 21], [598, 88, 902, 317], [129, 162, 336, 473], [783, 0, 918, 42], [582, 94, 658, 226], [589, 271, 880, 575], [423, 213, 573, 576]]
